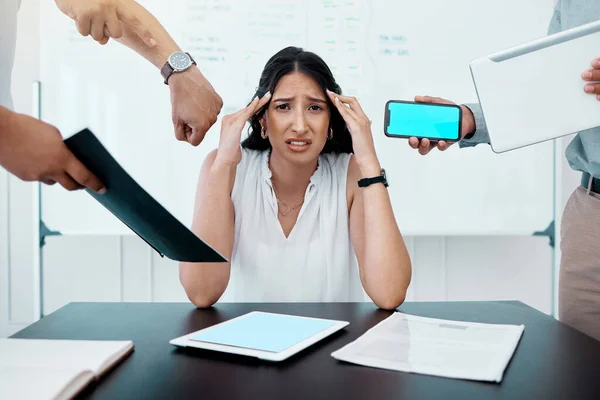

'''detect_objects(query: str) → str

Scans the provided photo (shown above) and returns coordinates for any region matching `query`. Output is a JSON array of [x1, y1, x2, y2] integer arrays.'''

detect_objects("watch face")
[[168, 52, 192, 71]]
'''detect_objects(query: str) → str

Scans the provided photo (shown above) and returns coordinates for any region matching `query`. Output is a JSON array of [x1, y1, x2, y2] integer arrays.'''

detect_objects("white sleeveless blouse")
[[221, 147, 365, 303]]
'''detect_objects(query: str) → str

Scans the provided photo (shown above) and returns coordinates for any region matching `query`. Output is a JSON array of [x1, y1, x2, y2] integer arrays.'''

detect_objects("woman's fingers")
[[331, 92, 366, 117], [250, 91, 272, 116], [329, 93, 357, 125], [239, 92, 271, 120]]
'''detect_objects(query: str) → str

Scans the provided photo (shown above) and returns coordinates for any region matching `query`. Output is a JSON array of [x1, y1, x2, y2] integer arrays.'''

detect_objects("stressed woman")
[[180, 46, 411, 309]]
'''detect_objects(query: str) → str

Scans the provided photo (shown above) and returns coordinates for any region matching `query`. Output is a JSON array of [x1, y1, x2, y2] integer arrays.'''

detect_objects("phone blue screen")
[[386, 102, 460, 140]]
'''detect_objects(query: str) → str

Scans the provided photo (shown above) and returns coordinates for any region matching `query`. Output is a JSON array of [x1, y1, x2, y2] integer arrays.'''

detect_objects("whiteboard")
[[39, 0, 557, 236]]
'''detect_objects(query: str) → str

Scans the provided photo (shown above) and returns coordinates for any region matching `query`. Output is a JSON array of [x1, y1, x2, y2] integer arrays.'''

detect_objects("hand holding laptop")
[[407, 55, 599, 157], [582, 57, 600, 99], [407, 20, 600, 154]]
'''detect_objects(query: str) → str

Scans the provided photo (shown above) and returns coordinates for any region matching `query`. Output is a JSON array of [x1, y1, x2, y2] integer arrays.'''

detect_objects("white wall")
[[0, 164, 8, 337], [0, 0, 40, 338], [38, 234, 554, 316]]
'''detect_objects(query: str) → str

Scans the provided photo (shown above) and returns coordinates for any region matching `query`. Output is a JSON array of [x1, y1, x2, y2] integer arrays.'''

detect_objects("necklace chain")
[[272, 185, 304, 216], [268, 155, 305, 216]]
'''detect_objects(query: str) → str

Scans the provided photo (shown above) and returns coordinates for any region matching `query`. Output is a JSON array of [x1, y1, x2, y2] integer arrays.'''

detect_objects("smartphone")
[[384, 100, 462, 141]]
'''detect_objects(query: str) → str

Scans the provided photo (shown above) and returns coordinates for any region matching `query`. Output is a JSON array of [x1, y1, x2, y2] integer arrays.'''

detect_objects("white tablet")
[[169, 311, 349, 362], [470, 19, 600, 153]]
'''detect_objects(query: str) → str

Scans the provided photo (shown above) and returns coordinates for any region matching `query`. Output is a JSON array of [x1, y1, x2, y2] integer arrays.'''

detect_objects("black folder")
[[64, 128, 227, 263]]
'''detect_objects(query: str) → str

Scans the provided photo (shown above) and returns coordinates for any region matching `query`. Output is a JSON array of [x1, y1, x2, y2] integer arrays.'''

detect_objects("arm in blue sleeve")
[[458, 103, 490, 148], [547, 1, 562, 35]]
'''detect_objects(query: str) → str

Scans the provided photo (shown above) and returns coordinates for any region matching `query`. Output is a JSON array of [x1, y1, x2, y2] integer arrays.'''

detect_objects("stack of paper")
[[331, 312, 524, 382], [0, 338, 134, 400]]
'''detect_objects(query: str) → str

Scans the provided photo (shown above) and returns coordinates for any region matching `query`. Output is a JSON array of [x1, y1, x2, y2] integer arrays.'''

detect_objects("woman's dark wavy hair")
[[241, 46, 353, 154]]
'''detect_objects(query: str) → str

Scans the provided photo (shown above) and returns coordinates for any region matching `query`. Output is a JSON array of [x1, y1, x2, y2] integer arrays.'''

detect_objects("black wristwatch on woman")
[[358, 168, 388, 188]]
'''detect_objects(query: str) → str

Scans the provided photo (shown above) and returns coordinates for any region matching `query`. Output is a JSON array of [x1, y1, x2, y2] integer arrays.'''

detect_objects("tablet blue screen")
[[190, 312, 337, 353]]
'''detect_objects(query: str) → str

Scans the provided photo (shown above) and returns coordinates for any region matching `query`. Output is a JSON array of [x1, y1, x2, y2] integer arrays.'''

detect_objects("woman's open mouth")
[[286, 139, 311, 152]]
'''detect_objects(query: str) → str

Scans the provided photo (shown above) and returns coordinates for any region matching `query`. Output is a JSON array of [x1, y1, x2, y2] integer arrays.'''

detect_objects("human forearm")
[[116, 1, 224, 144], [0, 106, 15, 138], [179, 159, 237, 307], [180, 97, 271, 306], [327, 91, 412, 309], [54, 0, 222, 146], [113, 0, 180, 68], [0, 107, 16, 164], [358, 161, 411, 310]]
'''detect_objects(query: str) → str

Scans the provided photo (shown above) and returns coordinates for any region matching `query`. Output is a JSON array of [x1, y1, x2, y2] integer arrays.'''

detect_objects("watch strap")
[[358, 173, 388, 188], [187, 52, 197, 66], [160, 62, 174, 85]]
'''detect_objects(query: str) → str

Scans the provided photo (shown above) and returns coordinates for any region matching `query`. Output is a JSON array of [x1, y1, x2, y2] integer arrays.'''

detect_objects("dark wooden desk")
[[10, 301, 600, 399]]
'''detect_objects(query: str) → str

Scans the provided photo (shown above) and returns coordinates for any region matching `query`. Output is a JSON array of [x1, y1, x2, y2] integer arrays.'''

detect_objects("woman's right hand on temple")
[[214, 92, 271, 166]]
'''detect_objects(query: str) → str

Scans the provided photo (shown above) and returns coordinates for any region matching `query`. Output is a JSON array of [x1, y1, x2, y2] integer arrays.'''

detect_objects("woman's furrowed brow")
[[272, 95, 327, 103], [272, 96, 294, 103]]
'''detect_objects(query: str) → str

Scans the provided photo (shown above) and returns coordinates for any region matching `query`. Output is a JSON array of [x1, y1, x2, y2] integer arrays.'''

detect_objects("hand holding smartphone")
[[384, 100, 462, 142]]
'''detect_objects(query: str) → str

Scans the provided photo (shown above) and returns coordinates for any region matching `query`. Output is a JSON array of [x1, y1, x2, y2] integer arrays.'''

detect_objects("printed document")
[[331, 312, 524, 382]]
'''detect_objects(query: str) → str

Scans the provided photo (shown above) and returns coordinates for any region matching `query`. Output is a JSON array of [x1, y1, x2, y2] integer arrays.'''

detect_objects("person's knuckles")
[[64, 182, 79, 191], [76, 22, 90, 36], [221, 115, 236, 127], [188, 135, 201, 146], [174, 129, 185, 141], [197, 122, 211, 137], [24, 170, 40, 182], [193, 132, 207, 146], [99, 0, 116, 15], [583, 69, 600, 80], [585, 83, 600, 94]]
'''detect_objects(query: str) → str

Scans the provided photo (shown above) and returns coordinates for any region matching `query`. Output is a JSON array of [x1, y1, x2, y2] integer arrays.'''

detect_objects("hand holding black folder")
[[64, 128, 227, 263]]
